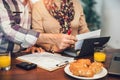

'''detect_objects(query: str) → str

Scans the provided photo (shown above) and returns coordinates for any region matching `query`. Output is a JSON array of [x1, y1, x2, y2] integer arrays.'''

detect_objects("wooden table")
[[0, 49, 120, 80]]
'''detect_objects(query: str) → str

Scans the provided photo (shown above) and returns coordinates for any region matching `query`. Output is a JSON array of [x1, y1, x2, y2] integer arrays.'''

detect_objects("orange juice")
[[94, 52, 106, 62], [0, 55, 11, 68]]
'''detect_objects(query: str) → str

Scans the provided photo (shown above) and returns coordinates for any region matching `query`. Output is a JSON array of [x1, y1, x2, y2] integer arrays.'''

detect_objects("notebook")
[[63, 37, 110, 57], [16, 52, 74, 71], [108, 53, 120, 76]]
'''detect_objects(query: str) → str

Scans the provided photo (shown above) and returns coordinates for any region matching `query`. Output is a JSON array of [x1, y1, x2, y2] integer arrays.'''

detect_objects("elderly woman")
[[32, 0, 89, 53]]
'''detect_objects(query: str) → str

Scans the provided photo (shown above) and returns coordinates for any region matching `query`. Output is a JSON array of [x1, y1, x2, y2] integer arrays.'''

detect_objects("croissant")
[[69, 59, 103, 77], [89, 62, 103, 74], [69, 62, 92, 76]]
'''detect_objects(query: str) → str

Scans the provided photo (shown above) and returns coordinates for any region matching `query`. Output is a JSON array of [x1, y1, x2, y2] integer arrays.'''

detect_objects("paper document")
[[76, 29, 101, 40], [16, 52, 74, 71], [75, 29, 101, 50]]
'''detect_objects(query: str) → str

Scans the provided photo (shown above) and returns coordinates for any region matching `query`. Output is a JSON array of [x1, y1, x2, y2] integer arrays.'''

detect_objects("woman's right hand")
[[36, 33, 77, 52], [54, 34, 77, 52]]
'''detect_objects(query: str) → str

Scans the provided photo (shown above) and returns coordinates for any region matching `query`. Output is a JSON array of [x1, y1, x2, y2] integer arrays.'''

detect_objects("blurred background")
[[31, 0, 120, 49], [80, 0, 120, 49]]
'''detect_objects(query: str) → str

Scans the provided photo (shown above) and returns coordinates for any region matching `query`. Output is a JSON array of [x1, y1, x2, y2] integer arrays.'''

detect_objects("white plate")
[[64, 64, 108, 80]]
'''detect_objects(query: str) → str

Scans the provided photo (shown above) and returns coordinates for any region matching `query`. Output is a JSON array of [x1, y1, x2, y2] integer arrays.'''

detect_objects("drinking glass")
[[0, 52, 11, 71], [94, 47, 106, 62]]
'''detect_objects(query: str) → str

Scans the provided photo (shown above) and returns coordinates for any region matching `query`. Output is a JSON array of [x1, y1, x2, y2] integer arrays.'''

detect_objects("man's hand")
[[22, 46, 45, 53]]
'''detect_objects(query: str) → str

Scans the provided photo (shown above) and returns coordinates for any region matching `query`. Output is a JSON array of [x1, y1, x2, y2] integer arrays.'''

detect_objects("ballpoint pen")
[[56, 61, 69, 67], [67, 29, 72, 35]]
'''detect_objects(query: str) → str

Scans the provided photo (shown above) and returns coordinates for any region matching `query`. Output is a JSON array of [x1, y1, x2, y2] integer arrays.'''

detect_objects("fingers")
[[34, 47, 45, 53], [63, 38, 76, 45], [62, 35, 77, 45], [31, 47, 45, 53], [31, 47, 36, 53], [39, 47, 45, 52], [22, 46, 45, 53], [21, 48, 31, 53], [57, 35, 77, 50], [59, 42, 70, 50], [36, 48, 41, 53], [66, 35, 77, 43]]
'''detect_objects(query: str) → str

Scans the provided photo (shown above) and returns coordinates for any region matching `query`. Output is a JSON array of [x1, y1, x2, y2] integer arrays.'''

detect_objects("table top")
[[0, 49, 120, 80]]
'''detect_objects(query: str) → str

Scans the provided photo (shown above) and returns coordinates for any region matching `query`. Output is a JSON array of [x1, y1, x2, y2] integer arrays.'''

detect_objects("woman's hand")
[[36, 33, 77, 52], [22, 46, 45, 53], [55, 34, 77, 51]]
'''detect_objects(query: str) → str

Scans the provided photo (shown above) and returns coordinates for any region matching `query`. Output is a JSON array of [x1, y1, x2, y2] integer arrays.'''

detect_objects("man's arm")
[[0, 5, 39, 49]]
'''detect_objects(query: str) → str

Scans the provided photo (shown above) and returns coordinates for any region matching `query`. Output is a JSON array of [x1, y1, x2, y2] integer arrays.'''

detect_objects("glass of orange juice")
[[0, 52, 11, 71], [94, 47, 106, 62], [94, 51, 106, 62]]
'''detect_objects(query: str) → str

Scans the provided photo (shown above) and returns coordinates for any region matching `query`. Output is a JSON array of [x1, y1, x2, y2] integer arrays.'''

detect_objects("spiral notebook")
[[16, 52, 74, 71]]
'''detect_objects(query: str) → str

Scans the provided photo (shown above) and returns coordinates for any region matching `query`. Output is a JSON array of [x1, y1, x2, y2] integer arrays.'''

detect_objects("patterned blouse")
[[45, 0, 75, 34]]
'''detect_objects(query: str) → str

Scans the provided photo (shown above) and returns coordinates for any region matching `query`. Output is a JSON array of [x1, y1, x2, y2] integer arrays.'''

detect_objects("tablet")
[[63, 37, 110, 57]]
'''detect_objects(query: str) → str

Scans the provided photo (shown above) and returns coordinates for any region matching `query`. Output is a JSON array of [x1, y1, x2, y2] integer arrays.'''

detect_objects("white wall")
[[90, 0, 120, 49], [100, 0, 120, 49]]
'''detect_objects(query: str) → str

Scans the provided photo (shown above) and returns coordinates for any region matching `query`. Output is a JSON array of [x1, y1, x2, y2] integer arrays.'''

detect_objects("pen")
[[56, 61, 69, 67], [67, 29, 72, 35]]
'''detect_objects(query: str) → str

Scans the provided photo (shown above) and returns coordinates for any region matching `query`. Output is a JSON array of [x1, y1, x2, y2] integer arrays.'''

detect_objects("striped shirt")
[[0, 0, 40, 52]]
